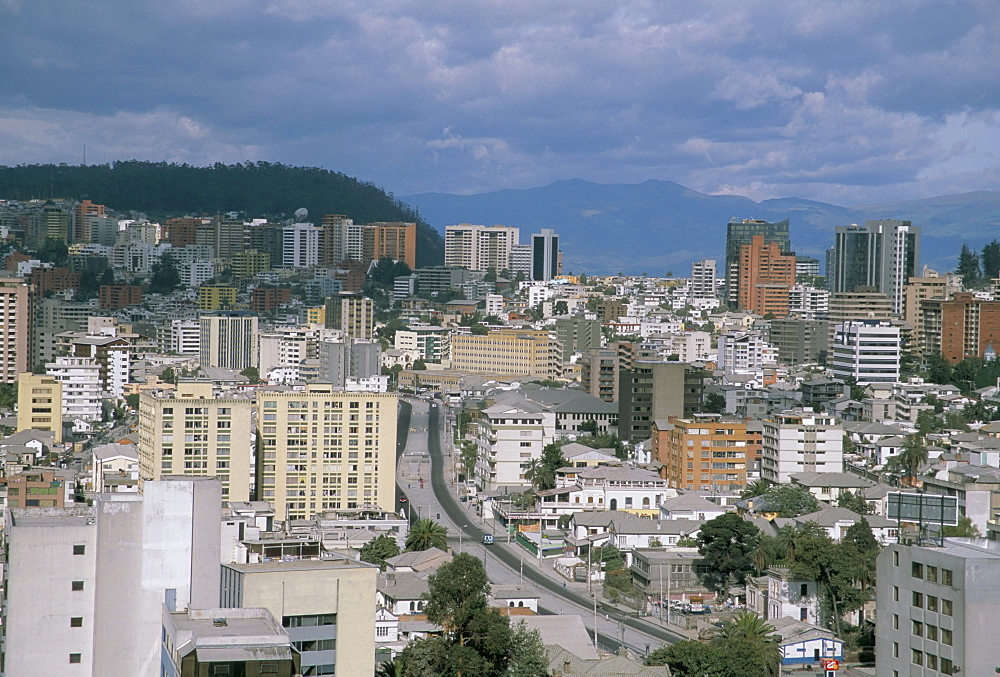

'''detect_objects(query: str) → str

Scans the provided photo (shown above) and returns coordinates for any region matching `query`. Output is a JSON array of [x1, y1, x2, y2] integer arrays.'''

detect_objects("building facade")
[[761, 409, 843, 484]]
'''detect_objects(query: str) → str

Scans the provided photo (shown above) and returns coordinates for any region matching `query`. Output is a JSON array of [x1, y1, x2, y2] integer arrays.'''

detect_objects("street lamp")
[[460, 524, 469, 553]]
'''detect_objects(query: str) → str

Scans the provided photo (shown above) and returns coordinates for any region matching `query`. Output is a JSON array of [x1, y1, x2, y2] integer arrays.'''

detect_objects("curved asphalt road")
[[422, 402, 687, 648]]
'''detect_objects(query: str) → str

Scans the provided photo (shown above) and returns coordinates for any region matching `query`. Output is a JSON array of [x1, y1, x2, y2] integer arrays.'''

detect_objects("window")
[[911, 562, 923, 578], [941, 599, 953, 617], [941, 628, 952, 646], [926, 565, 937, 583], [912, 591, 923, 608], [940, 658, 953, 674], [911, 620, 922, 637], [73, 544, 85, 555], [69, 653, 82, 664], [893, 586, 899, 602], [72, 580, 85, 591], [893, 550, 899, 566], [926, 595, 937, 612], [892, 614, 898, 630], [925, 624, 937, 642], [911, 649, 922, 666], [70, 617, 83, 627], [926, 654, 937, 671], [942, 568, 953, 586]]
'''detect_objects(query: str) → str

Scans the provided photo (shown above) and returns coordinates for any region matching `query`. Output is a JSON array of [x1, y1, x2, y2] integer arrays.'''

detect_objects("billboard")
[[887, 492, 959, 527]]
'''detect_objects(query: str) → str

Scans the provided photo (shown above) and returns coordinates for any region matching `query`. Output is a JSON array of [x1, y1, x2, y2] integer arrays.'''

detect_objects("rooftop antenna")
[[83, 144, 87, 167]]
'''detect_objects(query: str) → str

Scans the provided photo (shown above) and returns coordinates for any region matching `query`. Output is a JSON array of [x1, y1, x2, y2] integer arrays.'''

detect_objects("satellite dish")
[[294, 208, 309, 222]]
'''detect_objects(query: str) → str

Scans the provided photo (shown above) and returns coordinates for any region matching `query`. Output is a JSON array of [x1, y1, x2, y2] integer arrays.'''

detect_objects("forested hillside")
[[0, 161, 444, 267]]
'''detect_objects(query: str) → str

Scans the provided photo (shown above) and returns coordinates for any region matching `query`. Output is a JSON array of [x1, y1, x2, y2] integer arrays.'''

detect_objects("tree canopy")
[[697, 513, 760, 596], [359, 534, 401, 570], [405, 518, 448, 552]]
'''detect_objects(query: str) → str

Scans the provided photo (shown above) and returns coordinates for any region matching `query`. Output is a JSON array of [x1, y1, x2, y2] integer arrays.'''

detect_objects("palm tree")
[[898, 434, 929, 484], [375, 659, 404, 677], [742, 478, 771, 499], [523, 458, 543, 490], [714, 611, 782, 677], [406, 518, 448, 552]]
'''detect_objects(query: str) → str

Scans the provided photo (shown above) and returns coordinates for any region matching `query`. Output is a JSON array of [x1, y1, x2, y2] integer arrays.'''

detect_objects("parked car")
[[482, 534, 494, 545]]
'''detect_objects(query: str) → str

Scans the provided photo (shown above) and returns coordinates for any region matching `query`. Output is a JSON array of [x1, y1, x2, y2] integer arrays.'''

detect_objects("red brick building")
[[28, 266, 80, 296], [251, 286, 291, 314], [99, 284, 143, 309]]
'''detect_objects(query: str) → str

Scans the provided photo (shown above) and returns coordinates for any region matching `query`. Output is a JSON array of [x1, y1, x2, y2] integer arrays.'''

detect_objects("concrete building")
[[199, 312, 259, 371], [746, 567, 822, 625], [47, 356, 103, 422], [767, 317, 828, 366], [221, 558, 378, 676], [554, 316, 602, 361], [282, 222, 321, 268], [876, 539, 1000, 677], [324, 293, 375, 340], [903, 274, 961, 358], [832, 219, 920, 315], [0, 279, 30, 382], [921, 292, 1000, 364], [444, 223, 520, 272], [579, 342, 637, 404], [319, 214, 364, 266], [137, 380, 254, 504], [256, 385, 398, 519], [761, 409, 843, 483], [394, 324, 451, 363], [531, 228, 560, 281], [17, 371, 63, 443], [689, 259, 718, 301], [619, 361, 705, 443], [725, 218, 791, 307], [718, 331, 777, 374], [32, 296, 96, 366], [475, 395, 555, 489], [196, 283, 238, 311], [363, 222, 417, 269], [737, 234, 796, 317], [98, 284, 142, 310], [170, 319, 201, 356], [787, 284, 829, 320], [450, 328, 562, 378], [829, 320, 901, 386], [655, 415, 759, 493]]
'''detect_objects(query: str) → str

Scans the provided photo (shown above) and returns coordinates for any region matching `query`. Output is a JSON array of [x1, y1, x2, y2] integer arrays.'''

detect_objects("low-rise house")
[[746, 567, 821, 625], [377, 571, 431, 616], [561, 442, 619, 468], [93, 442, 140, 493], [538, 465, 676, 516], [491, 584, 540, 613], [657, 492, 729, 521], [793, 506, 898, 542], [630, 549, 711, 602], [789, 471, 875, 504], [770, 617, 844, 667], [384, 547, 451, 573], [608, 515, 703, 554]]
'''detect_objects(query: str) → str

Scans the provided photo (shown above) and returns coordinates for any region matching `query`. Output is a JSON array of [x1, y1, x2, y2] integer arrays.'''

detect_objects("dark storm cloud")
[[1, 0, 998, 203]]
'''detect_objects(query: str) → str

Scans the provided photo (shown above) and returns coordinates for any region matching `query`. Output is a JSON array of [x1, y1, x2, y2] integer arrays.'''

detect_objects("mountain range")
[[403, 179, 1000, 276]]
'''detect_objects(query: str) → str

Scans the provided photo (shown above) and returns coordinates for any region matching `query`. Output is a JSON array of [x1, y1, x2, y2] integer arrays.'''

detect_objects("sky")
[[1, 0, 999, 205]]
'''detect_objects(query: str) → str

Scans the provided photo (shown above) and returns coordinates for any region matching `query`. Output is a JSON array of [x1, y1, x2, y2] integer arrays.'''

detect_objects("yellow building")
[[257, 385, 398, 519], [231, 249, 272, 279], [136, 380, 254, 503], [16, 372, 62, 443], [307, 306, 327, 326], [654, 416, 759, 493], [197, 283, 238, 311], [450, 328, 562, 378]]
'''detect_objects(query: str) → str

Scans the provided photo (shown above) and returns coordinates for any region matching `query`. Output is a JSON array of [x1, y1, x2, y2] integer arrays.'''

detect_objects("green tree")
[[360, 534, 401, 570], [148, 254, 181, 294], [713, 612, 781, 677], [925, 352, 952, 385], [741, 478, 771, 499], [406, 518, 448, 552], [460, 441, 478, 482], [704, 392, 727, 414], [505, 622, 548, 677], [0, 382, 17, 410], [646, 640, 726, 674], [412, 359, 427, 370], [553, 300, 568, 315], [983, 239, 1000, 280], [757, 484, 820, 517], [470, 323, 489, 335], [423, 553, 490, 645], [240, 366, 261, 383], [943, 515, 981, 537], [124, 393, 140, 410], [578, 418, 598, 434], [837, 490, 873, 514], [576, 432, 628, 460], [524, 441, 566, 491], [697, 513, 760, 597], [36, 237, 69, 267], [160, 366, 177, 384], [956, 242, 981, 286], [897, 434, 929, 481]]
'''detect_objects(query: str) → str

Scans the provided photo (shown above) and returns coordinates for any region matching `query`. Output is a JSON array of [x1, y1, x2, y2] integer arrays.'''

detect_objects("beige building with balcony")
[[17, 372, 63, 443], [450, 329, 562, 378]]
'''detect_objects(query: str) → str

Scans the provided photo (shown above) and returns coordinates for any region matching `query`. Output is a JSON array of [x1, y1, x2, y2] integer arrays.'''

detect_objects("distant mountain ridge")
[[404, 179, 1000, 275]]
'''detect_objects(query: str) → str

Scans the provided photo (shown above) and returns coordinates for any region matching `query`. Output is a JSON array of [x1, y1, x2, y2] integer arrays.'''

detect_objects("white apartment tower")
[[444, 223, 520, 272], [690, 259, 718, 300], [199, 312, 260, 371], [829, 319, 901, 386], [46, 356, 103, 421], [761, 409, 844, 483], [282, 222, 320, 268]]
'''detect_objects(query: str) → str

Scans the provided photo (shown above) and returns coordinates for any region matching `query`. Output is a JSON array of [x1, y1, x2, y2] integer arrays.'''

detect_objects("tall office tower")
[[40, 201, 72, 244], [199, 312, 259, 371], [319, 214, 364, 266], [737, 234, 796, 317], [795, 256, 820, 279], [444, 223, 520, 272], [829, 319, 901, 386], [724, 218, 790, 306], [618, 361, 705, 443], [531, 228, 560, 281], [248, 223, 284, 266], [363, 222, 417, 269], [324, 293, 375, 339], [877, 539, 1000, 677], [213, 217, 248, 260], [281, 222, 320, 268], [2, 477, 223, 677], [760, 409, 843, 483], [137, 381, 254, 503], [256, 385, 398, 519], [831, 219, 920, 315], [690, 259, 718, 300], [920, 292, 1000, 364], [0, 278, 30, 382], [72, 199, 105, 242], [766, 318, 828, 366], [16, 372, 63, 443], [87, 214, 120, 246]]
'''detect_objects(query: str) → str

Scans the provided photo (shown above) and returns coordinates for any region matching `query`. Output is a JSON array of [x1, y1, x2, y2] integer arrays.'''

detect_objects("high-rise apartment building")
[[319, 214, 364, 266], [450, 328, 562, 378], [531, 228, 560, 281], [199, 312, 259, 371], [655, 415, 758, 492], [197, 283, 238, 311], [690, 259, 718, 300], [165, 217, 207, 247], [444, 223, 520, 272], [363, 222, 417, 269], [0, 278, 30, 382], [876, 539, 1000, 677], [256, 385, 398, 519], [73, 199, 105, 241], [46, 356, 103, 421], [212, 217, 248, 260], [903, 274, 961, 359], [17, 372, 63, 443], [618, 361, 705, 443], [737, 234, 796, 317], [766, 318, 828, 366], [324, 293, 375, 339], [831, 220, 920, 315], [761, 409, 843, 483], [282, 222, 320, 268], [724, 218, 790, 306], [137, 381, 254, 503], [920, 292, 1000, 364], [829, 320, 901, 385]]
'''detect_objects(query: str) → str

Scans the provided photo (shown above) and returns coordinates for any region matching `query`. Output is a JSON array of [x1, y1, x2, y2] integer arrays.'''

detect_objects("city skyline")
[[1, 2, 998, 205]]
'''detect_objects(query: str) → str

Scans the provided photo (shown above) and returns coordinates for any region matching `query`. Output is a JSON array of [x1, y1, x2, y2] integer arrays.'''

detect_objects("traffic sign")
[[821, 658, 839, 670]]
